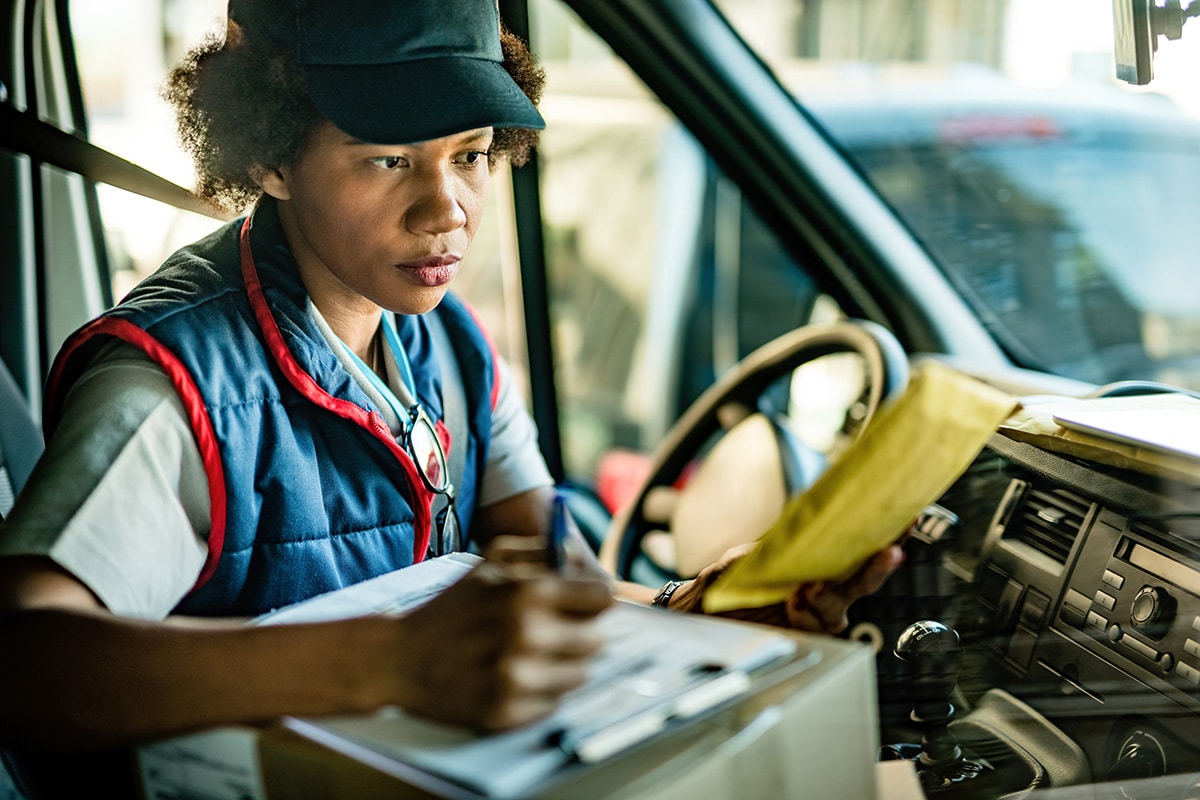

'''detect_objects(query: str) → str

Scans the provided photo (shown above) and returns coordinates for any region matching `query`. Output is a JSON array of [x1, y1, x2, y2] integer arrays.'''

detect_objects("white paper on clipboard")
[[257, 554, 806, 798]]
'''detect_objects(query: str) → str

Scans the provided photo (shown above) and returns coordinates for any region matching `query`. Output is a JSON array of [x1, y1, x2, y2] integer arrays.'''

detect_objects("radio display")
[[1124, 539, 1200, 597]]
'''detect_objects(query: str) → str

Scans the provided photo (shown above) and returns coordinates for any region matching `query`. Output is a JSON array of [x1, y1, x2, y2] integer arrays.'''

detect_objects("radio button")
[[1186, 639, 1200, 659], [1177, 661, 1200, 687], [1094, 591, 1117, 611], [1102, 570, 1126, 590], [1121, 635, 1160, 662]]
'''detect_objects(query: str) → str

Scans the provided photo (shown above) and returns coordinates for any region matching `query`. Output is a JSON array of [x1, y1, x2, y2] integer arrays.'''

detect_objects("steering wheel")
[[598, 319, 909, 585]]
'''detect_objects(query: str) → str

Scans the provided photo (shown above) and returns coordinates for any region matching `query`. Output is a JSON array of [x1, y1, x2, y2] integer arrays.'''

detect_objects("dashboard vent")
[[1010, 486, 1090, 564]]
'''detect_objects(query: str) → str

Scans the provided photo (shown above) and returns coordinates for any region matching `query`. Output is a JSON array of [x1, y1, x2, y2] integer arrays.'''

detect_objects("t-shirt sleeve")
[[0, 344, 210, 620], [477, 357, 554, 507]]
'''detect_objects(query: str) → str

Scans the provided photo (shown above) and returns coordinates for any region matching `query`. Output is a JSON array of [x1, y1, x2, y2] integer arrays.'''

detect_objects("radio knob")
[[1130, 586, 1175, 639]]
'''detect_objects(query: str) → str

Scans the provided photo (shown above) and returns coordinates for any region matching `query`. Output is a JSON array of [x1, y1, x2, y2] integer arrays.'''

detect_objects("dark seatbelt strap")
[[0, 103, 227, 220]]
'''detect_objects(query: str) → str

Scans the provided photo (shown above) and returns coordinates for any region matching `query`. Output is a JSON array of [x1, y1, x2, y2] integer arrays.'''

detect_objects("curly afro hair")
[[163, 21, 545, 214]]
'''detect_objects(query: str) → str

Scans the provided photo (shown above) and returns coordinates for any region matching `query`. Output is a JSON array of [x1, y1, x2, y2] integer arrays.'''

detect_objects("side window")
[[6, 2, 114, 382], [69, 1, 228, 303], [529, 0, 842, 485], [440, 164, 533, 401]]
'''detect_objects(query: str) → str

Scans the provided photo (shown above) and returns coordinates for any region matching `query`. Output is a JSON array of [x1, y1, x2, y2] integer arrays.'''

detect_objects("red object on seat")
[[594, 449, 698, 515], [595, 449, 653, 514]]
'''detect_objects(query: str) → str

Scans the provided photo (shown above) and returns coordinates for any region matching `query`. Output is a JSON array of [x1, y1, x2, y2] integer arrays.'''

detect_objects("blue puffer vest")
[[43, 199, 497, 617]]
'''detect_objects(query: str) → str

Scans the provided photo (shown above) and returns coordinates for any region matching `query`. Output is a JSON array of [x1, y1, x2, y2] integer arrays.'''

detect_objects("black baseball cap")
[[226, 0, 545, 144]]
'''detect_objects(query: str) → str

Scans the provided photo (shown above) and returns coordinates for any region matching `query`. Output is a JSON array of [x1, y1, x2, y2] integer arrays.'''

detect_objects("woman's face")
[[263, 121, 493, 317]]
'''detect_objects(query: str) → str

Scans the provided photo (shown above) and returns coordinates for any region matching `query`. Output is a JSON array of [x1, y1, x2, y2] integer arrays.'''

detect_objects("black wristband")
[[651, 579, 687, 609]]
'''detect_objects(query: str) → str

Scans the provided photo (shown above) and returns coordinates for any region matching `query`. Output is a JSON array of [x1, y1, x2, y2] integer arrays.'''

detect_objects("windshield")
[[717, 0, 1200, 392]]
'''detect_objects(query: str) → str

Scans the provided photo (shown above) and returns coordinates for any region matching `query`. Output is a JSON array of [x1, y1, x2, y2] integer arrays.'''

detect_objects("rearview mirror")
[[1113, 0, 1196, 84], [1113, 0, 1155, 84]]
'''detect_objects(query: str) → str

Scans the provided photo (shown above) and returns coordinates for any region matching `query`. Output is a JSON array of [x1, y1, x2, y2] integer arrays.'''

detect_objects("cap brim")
[[303, 57, 544, 144]]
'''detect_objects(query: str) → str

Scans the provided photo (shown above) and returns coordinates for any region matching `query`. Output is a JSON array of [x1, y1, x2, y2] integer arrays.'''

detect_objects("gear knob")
[[895, 620, 962, 724]]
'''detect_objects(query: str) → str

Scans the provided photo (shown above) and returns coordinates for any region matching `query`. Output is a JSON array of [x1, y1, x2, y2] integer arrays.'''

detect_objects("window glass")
[[443, 164, 533, 401], [716, 0, 1200, 392], [70, 0, 223, 182], [530, 0, 841, 488], [69, 0, 227, 296]]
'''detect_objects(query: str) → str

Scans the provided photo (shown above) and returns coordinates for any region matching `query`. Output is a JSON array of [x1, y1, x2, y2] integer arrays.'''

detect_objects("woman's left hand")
[[776, 544, 904, 634], [663, 542, 906, 635]]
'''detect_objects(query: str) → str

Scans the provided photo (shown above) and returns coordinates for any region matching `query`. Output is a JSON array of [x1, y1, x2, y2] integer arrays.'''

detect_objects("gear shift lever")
[[882, 620, 989, 794], [896, 621, 965, 763]]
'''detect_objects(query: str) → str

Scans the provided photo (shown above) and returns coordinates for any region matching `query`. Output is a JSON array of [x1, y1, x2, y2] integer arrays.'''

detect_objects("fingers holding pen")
[[392, 554, 612, 731], [483, 529, 606, 581], [461, 557, 614, 646], [462, 572, 613, 731], [482, 534, 549, 567]]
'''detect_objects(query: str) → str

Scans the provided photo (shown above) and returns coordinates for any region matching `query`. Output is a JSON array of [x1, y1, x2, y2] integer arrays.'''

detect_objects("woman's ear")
[[254, 165, 291, 200]]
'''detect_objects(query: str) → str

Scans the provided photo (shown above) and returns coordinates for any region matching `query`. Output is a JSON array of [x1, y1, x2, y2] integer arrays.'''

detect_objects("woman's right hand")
[[388, 550, 613, 731]]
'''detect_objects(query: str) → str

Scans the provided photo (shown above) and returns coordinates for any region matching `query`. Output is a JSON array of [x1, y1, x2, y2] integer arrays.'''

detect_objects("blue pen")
[[547, 489, 569, 572]]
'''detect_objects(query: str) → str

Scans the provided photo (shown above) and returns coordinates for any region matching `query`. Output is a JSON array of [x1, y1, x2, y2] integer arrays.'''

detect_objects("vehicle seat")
[[0, 357, 43, 800], [0, 357, 43, 518]]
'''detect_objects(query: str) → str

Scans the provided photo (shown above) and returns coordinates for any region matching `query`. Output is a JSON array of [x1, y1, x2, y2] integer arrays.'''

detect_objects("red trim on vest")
[[44, 317, 230, 592], [461, 300, 502, 411], [434, 419, 452, 460], [237, 217, 435, 562]]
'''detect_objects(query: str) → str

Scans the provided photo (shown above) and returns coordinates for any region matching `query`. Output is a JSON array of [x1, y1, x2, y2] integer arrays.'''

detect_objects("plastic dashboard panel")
[[940, 433, 1200, 782]]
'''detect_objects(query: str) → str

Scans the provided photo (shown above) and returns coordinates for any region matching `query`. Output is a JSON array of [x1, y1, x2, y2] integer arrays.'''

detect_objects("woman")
[[0, 0, 900, 760]]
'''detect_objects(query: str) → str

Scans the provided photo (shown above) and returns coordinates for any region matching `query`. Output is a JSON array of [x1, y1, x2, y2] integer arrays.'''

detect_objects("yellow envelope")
[[703, 360, 1018, 614]]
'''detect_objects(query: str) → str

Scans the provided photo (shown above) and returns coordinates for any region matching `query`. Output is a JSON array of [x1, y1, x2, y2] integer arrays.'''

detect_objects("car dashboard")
[[877, 425, 1200, 794]]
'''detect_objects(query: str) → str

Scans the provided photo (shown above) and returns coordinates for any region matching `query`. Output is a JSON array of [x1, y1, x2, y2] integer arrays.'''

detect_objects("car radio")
[[939, 433, 1200, 781], [1057, 518, 1200, 698]]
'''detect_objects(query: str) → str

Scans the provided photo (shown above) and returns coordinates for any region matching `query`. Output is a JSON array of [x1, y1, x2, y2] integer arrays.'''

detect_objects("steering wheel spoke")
[[716, 401, 754, 431], [600, 319, 909, 583], [641, 485, 679, 525]]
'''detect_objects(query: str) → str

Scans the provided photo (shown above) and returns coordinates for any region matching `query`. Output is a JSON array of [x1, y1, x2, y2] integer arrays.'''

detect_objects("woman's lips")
[[396, 255, 459, 287]]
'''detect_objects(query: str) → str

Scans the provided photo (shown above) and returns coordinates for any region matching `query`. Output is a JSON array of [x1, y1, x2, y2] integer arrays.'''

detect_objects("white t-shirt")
[[0, 304, 552, 619]]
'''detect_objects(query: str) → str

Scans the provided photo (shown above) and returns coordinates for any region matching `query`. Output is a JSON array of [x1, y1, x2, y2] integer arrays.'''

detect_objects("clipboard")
[[255, 555, 807, 798]]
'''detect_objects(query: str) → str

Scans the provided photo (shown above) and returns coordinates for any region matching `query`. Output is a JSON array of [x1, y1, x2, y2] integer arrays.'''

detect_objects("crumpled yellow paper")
[[704, 360, 1018, 614], [998, 400, 1200, 485]]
